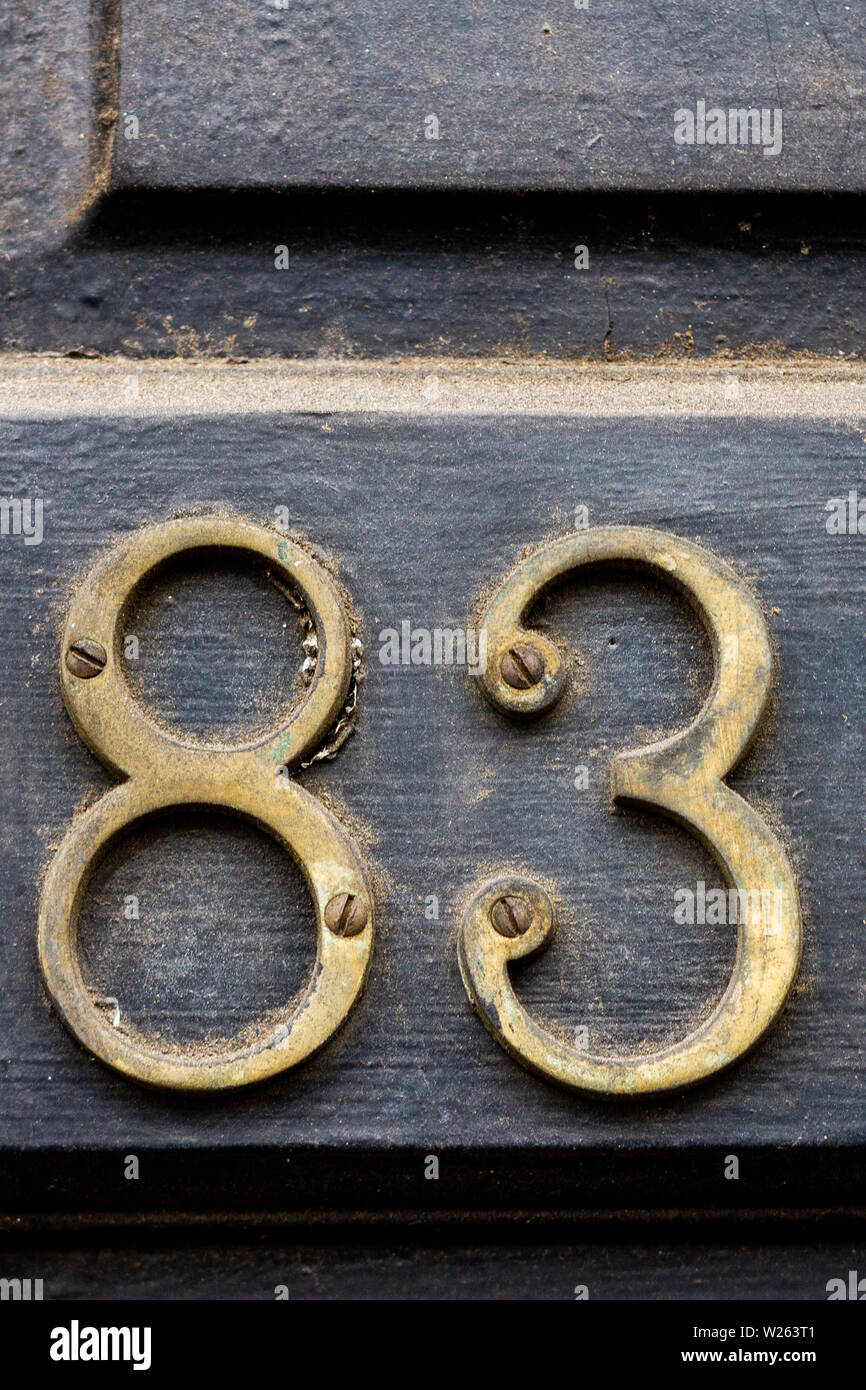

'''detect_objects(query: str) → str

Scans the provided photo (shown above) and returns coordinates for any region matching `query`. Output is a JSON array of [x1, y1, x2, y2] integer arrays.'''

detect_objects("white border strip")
[[2, 357, 866, 418]]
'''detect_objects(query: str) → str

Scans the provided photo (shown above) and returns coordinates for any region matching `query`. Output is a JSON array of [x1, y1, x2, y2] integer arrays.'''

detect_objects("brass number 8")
[[459, 526, 801, 1098], [38, 516, 374, 1091]]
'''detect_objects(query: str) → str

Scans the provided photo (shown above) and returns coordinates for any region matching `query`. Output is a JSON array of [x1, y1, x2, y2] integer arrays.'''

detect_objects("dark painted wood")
[[0, 2, 116, 260], [5, 1, 866, 264], [0, 411, 863, 1220], [4, 0, 864, 1305], [115, 0, 866, 191], [3, 191, 866, 360], [3, 1221, 865, 1300]]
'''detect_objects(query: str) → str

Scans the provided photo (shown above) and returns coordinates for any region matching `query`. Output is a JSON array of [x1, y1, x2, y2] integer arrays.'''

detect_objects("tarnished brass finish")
[[489, 894, 533, 939], [65, 637, 107, 679], [39, 515, 374, 1092], [459, 526, 801, 1099]]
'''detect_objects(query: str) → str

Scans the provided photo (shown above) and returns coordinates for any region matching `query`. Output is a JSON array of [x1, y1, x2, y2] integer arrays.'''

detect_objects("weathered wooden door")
[[1, 1, 865, 1322]]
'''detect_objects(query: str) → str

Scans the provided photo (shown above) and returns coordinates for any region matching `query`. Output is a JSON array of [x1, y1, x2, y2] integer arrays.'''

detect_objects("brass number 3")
[[458, 526, 802, 1099]]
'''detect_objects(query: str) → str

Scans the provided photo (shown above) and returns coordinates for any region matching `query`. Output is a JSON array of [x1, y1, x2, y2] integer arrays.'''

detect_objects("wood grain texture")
[[3, 192, 866, 361], [0, 2, 116, 260], [0, 409, 863, 1221], [115, 1, 866, 191], [3, 1223, 865, 1299]]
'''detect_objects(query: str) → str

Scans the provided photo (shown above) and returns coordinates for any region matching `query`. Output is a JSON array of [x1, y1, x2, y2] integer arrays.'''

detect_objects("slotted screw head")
[[324, 891, 368, 937], [490, 894, 533, 938], [500, 644, 544, 690], [65, 638, 107, 679]]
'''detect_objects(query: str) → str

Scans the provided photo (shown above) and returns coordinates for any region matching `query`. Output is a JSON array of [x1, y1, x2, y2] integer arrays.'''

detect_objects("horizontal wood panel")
[[0, 390, 862, 1210], [5, 191, 866, 363], [3, 1221, 864, 1299], [115, 1, 866, 191]]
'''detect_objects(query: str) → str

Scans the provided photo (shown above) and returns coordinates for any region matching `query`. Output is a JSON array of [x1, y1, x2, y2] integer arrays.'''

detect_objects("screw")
[[324, 891, 368, 937], [500, 643, 544, 690], [490, 894, 533, 938], [65, 638, 107, 679]]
